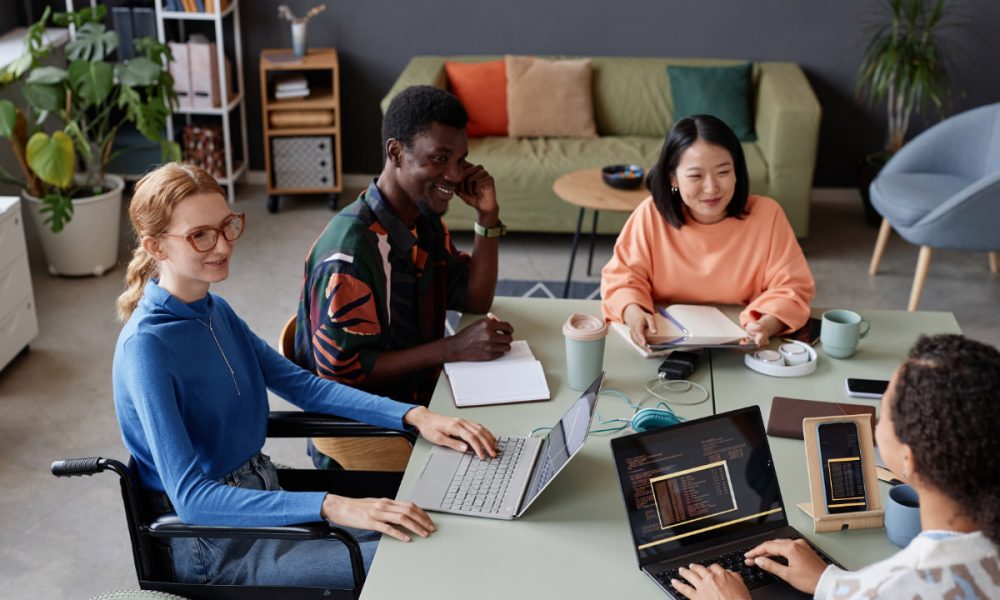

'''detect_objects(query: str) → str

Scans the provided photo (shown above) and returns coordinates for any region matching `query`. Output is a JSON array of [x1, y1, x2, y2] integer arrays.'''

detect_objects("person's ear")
[[899, 443, 916, 481], [386, 138, 404, 168], [668, 172, 679, 190], [142, 235, 167, 262]]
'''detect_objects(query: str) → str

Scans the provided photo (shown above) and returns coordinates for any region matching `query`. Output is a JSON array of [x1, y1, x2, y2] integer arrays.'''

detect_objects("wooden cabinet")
[[0, 197, 38, 372], [259, 48, 343, 212]]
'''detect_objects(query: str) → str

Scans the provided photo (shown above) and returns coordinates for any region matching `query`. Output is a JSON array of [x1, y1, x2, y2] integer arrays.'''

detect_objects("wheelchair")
[[52, 411, 416, 600]]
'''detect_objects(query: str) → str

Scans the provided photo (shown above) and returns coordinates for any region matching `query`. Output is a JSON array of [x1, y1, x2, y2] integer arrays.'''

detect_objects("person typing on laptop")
[[669, 335, 1000, 599]]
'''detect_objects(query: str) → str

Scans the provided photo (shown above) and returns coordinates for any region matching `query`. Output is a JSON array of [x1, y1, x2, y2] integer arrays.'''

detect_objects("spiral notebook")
[[443, 341, 550, 407]]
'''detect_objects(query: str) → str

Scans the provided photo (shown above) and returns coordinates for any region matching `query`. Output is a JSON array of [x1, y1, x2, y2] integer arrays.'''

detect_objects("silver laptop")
[[611, 405, 841, 599], [407, 372, 603, 520]]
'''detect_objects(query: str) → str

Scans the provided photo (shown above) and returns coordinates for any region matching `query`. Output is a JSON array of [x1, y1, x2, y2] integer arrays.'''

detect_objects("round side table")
[[552, 168, 648, 298]]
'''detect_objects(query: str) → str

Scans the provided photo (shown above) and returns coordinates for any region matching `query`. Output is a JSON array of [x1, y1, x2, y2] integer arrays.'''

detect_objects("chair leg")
[[990, 252, 999, 274], [908, 246, 933, 311], [869, 218, 893, 276]]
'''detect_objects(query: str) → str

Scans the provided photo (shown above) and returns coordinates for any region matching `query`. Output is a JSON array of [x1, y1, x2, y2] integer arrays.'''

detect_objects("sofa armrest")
[[380, 56, 448, 114], [755, 62, 821, 236]]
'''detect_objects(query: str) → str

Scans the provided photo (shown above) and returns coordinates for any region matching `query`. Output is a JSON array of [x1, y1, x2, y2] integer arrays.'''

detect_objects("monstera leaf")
[[68, 60, 113, 106], [116, 57, 160, 87], [0, 99, 15, 138], [65, 22, 118, 62], [26, 131, 75, 189], [39, 192, 74, 233]]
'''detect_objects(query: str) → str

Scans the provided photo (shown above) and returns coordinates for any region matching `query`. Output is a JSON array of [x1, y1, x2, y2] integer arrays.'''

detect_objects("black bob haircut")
[[647, 114, 750, 228], [381, 85, 468, 158]]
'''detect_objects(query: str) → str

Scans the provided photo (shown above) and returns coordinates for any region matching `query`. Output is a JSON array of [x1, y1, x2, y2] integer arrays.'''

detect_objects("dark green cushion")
[[668, 63, 756, 141]]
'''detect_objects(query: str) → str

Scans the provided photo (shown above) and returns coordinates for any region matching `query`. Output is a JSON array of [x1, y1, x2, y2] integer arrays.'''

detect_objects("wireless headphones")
[[744, 340, 818, 377], [631, 406, 684, 432]]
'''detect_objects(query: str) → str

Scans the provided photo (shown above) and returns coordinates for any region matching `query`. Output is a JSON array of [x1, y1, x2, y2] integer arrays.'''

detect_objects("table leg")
[[587, 210, 599, 276], [564, 208, 585, 298]]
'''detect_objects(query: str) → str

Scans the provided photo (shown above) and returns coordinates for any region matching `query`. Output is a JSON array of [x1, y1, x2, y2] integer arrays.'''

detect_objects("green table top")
[[360, 298, 960, 599]]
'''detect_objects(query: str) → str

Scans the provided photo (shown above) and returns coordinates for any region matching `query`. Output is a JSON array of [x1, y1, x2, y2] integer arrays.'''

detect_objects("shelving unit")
[[153, 0, 248, 202], [0, 198, 38, 373], [260, 48, 343, 213]]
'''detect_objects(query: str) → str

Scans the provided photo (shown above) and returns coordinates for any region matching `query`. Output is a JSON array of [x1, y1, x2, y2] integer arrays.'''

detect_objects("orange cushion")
[[445, 60, 508, 137]]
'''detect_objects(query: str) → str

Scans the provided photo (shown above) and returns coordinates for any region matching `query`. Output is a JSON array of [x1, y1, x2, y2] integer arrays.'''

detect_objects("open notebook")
[[443, 340, 550, 407]]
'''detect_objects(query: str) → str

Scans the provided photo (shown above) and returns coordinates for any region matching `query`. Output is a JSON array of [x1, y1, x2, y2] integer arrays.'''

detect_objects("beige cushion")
[[505, 55, 597, 138]]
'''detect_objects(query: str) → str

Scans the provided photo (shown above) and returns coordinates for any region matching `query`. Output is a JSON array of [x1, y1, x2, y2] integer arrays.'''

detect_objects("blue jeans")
[[153, 453, 380, 589]]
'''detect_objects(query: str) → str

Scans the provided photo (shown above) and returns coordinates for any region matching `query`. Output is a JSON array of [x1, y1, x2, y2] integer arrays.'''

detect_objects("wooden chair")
[[279, 315, 414, 472]]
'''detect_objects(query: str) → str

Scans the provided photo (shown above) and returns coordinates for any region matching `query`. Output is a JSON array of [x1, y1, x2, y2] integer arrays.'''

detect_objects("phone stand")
[[798, 414, 884, 532]]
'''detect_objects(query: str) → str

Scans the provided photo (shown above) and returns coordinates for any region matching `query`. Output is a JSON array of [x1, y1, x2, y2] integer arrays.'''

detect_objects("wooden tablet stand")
[[797, 414, 885, 532]]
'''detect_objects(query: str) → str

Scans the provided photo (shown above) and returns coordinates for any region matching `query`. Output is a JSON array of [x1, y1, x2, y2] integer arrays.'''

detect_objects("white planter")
[[23, 174, 125, 277]]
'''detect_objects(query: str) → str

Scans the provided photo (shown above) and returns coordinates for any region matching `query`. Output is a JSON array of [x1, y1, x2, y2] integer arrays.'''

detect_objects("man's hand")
[[445, 317, 513, 362], [744, 539, 828, 594], [742, 314, 783, 348], [623, 303, 657, 347], [321, 495, 434, 542], [404, 406, 498, 459], [671, 563, 751, 600], [456, 162, 498, 219]]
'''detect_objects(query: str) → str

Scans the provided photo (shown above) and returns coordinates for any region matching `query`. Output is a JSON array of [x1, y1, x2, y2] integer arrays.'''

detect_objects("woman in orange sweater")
[[601, 115, 815, 347]]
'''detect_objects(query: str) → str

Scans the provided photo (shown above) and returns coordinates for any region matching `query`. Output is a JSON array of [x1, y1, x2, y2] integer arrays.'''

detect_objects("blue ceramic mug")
[[885, 484, 921, 548]]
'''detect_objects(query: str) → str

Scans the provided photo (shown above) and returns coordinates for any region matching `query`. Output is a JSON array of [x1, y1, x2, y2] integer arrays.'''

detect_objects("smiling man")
[[294, 86, 512, 430]]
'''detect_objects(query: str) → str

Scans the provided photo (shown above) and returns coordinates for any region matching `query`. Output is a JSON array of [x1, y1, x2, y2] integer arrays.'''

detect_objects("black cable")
[[708, 349, 717, 415]]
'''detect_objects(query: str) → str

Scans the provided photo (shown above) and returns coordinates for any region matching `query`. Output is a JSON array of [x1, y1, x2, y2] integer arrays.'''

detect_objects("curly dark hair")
[[893, 334, 1000, 545], [647, 114, 750, 229], [381, 85, 468, 159]]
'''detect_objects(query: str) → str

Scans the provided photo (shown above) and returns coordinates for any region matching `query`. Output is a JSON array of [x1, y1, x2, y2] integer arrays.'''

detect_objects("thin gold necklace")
[[197, 316, 241, 396]]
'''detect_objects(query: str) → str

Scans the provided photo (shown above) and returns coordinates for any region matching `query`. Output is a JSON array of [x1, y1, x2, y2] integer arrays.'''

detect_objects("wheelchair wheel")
[[88, 591, 191, 600]]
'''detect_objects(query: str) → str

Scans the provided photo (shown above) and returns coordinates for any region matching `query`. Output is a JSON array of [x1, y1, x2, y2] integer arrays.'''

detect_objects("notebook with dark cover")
[[766, 396, 876, 440]]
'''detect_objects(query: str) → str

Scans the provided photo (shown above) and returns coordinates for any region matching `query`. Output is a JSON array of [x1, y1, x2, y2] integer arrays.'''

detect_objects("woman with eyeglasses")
[[112, 163, 498, 588]]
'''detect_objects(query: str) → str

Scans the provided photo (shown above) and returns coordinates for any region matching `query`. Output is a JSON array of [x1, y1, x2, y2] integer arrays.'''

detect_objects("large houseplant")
[[854, 0, 958, 225], [0, 5, 178, 275]]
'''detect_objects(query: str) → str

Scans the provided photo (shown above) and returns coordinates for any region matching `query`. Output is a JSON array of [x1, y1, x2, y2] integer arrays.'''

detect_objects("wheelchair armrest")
[[148, 514, 332, 541], [268, 411, 417, 443]]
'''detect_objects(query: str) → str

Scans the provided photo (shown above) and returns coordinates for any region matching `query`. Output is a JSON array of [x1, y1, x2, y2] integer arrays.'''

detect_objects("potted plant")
[[0, 5, 178, 276], [854, 0, 958, 225]]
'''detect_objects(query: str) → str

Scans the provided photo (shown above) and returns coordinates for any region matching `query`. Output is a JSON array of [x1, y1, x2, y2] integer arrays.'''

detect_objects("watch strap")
[[474, 220, 507, 237]]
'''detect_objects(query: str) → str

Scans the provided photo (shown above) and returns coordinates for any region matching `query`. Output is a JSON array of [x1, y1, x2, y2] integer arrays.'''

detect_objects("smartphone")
[[783, 317, 821, 345], [817, 421, 868, 514], [845, 378, 889, 399]]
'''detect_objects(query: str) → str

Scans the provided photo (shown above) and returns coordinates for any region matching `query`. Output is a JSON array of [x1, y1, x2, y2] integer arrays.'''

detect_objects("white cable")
[[642, 378, 709, 406]]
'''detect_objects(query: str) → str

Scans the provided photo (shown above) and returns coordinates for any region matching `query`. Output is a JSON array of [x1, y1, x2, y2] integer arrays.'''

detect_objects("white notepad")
[[443, 341, 550, 407]]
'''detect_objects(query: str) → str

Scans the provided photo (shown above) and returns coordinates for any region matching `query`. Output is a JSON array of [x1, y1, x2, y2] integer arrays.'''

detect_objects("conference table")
[[360, 297, 960, 599]]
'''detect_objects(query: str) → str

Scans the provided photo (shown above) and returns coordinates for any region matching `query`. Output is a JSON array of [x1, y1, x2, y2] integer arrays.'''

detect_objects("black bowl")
[[602, 164, 645, 190]]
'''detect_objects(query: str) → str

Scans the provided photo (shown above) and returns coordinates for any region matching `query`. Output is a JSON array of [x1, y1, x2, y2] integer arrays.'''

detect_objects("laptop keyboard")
[[440, 436, 525, 514], [654, 544, 835, 596]]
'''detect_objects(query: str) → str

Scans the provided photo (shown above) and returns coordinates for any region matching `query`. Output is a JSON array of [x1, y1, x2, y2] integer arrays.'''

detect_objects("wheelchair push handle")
[[51, 457, 106, 477]]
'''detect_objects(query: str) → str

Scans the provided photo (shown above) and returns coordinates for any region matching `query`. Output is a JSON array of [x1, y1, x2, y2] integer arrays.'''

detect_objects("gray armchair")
[[867, 102, 1000, 310]]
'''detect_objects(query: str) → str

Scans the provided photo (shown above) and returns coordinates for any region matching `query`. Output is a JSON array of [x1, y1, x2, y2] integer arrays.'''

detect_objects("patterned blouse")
[[294, 179, 470, 405]]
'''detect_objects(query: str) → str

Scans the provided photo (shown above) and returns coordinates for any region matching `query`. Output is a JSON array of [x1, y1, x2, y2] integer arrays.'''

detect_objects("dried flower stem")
[[277, 4, 326, 24]]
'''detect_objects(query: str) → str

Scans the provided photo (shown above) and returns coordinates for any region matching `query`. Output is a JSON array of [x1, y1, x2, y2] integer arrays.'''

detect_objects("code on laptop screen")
[[611, 407, 786, 563]]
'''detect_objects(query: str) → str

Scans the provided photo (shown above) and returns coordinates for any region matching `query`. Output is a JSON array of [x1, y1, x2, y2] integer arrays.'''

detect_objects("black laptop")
[[610, 405, 840, 599]]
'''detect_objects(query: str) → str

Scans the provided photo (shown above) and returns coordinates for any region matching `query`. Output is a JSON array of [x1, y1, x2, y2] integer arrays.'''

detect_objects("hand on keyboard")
[[670, 563, 751, 600], [404, 406, 498, 459], [743, 538, 830, 595]]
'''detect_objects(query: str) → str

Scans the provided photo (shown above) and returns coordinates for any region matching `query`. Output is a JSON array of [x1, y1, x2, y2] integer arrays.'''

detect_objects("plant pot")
[[22, 174, 125, 277], [858, 151, 890, 227]]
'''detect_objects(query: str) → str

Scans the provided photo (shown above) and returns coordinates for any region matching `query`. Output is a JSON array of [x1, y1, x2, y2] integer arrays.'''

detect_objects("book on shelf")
[[275, 88, 310, 100], [275, 74, 308, 93]]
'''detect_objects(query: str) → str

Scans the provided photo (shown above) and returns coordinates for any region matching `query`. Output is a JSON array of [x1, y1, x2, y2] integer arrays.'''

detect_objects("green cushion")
[[668, 64, 756, 141]]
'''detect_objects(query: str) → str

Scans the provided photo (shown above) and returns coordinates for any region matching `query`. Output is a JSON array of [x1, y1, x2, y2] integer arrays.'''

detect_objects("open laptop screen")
[[611, 406, 786, 565], [521, 373, 603, 511]]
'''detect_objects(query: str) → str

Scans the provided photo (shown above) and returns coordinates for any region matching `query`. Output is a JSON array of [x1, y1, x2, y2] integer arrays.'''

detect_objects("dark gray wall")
[[26, 1, 1000, 186]]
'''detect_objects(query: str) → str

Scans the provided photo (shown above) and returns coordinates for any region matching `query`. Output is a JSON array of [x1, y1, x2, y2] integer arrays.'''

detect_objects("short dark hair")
[[381, 85, 468, 157], [893, 334, 1000, 546], [647, 114, 750, 228]]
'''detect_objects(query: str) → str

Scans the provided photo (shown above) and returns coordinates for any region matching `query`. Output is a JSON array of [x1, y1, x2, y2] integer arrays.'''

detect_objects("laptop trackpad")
[[409, 451, 461, 507]]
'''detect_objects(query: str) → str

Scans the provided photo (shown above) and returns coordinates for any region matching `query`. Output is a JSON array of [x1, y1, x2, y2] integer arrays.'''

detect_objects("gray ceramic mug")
[[821, 309, 871, 358], [885, 484, 921, 548], [563, 313, 607, 391]]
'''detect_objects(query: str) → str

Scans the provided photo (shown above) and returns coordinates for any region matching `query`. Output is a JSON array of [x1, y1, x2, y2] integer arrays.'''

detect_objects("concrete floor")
[[1, 185, 997, 598]]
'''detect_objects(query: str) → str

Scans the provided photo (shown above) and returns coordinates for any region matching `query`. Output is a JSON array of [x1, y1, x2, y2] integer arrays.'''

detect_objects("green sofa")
[[381, 56, 821, 237]]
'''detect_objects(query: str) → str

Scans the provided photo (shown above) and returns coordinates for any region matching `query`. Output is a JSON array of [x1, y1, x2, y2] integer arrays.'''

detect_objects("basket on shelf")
[[182, 124, 226, 178]]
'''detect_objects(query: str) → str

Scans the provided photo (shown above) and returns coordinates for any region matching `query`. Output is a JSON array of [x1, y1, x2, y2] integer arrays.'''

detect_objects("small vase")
[[291, 21, 307, 58]]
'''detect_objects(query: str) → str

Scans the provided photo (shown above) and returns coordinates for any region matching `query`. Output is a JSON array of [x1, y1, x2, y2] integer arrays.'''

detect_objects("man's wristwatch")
[[473, 220, 507, 238]]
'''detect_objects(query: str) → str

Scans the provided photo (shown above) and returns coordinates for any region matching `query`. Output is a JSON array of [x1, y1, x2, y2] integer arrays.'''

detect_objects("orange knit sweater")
[[601, 195, 815, 332]]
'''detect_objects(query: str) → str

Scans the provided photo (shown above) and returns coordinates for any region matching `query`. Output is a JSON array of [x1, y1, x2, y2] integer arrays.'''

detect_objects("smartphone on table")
[[817, 421, 869, 514], [783, 317, 821, 345], [845, 378, 889, 399]]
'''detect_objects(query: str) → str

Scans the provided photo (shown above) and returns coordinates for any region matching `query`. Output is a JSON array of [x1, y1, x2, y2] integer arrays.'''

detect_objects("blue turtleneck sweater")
[[112, 280, 414, 526]]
